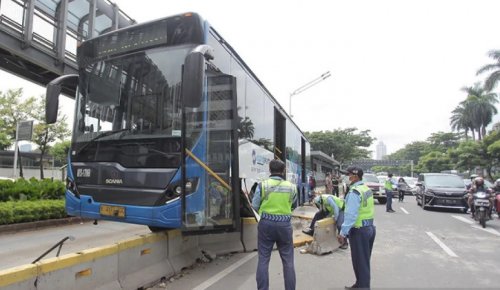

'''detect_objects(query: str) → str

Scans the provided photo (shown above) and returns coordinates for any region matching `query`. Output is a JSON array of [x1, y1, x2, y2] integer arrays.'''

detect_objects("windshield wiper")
[[76, 128, 131, 155]]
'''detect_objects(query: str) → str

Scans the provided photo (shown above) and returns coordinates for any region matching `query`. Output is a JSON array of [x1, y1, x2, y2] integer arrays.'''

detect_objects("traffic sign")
[[17, 120, 33, 141]]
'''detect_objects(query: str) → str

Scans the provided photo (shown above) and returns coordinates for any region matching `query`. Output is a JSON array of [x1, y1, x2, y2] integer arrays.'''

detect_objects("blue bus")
[[45, 12, 310, 233]]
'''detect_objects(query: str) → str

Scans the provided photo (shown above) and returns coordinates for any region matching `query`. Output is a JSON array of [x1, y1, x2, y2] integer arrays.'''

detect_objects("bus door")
[[181, 72, 240, 233]]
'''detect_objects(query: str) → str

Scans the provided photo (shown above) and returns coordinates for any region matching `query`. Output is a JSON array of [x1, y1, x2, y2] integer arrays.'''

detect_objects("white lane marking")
[[452, 215, 500, 236], [192, 252, 257, 290], [426, 231, 458, 258], [451, 215, 473, 225], [471, 224, 500, 237], [400, 207, 409, 214]]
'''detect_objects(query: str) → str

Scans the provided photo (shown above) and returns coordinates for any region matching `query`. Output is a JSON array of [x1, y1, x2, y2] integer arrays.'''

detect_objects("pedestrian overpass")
[[346, 159, 414, 174], [0, 0, 135, 96]]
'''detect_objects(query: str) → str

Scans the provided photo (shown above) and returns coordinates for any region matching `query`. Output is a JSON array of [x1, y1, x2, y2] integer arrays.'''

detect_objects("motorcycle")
[[494, 190, 500, 219], [472, 189, 492, 228]]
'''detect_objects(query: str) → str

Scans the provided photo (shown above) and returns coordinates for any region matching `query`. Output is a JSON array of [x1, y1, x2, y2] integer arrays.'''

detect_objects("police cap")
[[341, 166, 363, 178]]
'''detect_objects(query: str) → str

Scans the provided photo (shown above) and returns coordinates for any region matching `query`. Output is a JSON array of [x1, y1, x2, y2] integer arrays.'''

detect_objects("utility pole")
[[289, 71, 331, 117]]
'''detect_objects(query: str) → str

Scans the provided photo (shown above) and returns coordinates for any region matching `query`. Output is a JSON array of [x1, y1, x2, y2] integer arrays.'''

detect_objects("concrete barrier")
[[0, 219, 260, 289], [292, 205, 317, 220], [306, 217, 340, 255], [0, 233, 171, 290], [166, 230, 201, 273], [199, 231, 244, 256], [0, 264, 37, 290], [35, 244, 121, 290], [241, 217, 258, 252], [117, 232, 173, 290]]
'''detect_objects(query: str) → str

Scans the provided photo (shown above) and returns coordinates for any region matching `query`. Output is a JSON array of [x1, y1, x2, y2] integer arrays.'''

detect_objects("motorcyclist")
[[467, 176, 490, 218], [493, 179, 500, 215], [493, 179, 500, 192], [466, 174, 478, 190]]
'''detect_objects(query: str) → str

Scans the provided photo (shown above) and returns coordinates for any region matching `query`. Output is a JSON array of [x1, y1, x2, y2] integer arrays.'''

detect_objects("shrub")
[[0, 200, 66, 225], [0, 178, 65, 202]]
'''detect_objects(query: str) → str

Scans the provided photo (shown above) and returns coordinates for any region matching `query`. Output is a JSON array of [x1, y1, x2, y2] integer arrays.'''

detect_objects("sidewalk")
[[0, 217, 89, 235]]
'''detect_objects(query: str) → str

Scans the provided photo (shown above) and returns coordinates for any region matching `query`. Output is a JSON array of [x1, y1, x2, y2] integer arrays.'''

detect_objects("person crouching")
[[302, 193, 348, 249]]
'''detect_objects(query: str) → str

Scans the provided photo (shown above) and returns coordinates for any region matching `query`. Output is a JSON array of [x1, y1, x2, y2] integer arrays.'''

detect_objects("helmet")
[[494, 179, 500, 188], [474, 176, 484, 187], [313, 195, 323, 209], [470, 174, 479, 180]]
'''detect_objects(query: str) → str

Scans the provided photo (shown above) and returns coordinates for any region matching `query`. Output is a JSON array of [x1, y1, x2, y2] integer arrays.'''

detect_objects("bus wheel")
[[378, 197, 387, 205]]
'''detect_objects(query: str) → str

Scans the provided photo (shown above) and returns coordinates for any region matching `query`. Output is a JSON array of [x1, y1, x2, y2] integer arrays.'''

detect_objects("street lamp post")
[[289, 71, 331, 117]]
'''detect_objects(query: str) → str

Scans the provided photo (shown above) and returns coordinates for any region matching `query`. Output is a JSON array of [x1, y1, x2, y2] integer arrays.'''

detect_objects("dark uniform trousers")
[[257, 218, 295, 290], [349, 225, 376, 289]]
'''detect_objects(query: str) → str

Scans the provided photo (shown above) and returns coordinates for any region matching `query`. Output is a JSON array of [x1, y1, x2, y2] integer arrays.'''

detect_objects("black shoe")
[[302, 228, 314, 236], [387, 209, 395, 213], [339, 242, 349, 250], [345, 284, 358, 289]]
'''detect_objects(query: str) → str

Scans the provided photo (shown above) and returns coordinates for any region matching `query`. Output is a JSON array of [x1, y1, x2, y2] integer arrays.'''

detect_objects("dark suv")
[[415, 173, 467, 211]]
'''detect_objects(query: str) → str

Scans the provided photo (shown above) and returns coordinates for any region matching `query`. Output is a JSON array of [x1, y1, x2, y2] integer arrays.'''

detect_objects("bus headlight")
[[186, 181, 193, 191], [174, 181, 194, 195], [165, 178, 199, 201]]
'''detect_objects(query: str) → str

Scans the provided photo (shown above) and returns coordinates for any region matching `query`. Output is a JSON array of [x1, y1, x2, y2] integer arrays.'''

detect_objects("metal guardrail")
[[31, 236, 75, 264]]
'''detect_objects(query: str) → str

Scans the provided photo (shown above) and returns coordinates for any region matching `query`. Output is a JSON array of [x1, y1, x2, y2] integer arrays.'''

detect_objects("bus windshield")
[[72, 45, 200, 167]]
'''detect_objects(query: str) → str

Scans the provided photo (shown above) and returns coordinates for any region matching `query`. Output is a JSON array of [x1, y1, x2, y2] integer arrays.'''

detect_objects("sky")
[[1, 0, 500, 157]]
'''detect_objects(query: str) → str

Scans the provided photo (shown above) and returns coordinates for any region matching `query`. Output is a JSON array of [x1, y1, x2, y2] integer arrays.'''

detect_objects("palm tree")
[[238, 116, 254, 139], [450, 103, 473, 140], [477, 50, 500, 91], [459, 83, 498, 140]]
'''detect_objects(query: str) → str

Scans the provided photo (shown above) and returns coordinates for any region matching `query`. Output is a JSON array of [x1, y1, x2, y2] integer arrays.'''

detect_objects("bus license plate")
[[100, 205, 126, 218]]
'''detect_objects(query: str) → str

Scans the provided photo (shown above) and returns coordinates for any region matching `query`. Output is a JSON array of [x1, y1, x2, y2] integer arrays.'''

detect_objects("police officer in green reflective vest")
[[302, 194, 348, 249], [338, 166, 376, 290], [252, 159, 297, 290]]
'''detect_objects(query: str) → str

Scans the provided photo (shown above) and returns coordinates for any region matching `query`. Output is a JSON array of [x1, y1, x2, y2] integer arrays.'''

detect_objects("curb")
[[0, 217, 90, 235]]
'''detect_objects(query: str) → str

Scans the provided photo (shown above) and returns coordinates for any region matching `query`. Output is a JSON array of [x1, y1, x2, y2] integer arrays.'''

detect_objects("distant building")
[[493, 122, 500, 132], [376, 141, 387, 160]]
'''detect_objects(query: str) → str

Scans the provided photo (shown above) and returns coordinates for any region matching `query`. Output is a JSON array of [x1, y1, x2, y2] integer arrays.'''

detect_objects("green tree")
[[305, 128, 375, 164], [416, 151, 452, 173], [49, 140, 71, 165], [31, 96, 71, 179], [238, 116, 255, 139], [388, 141, 431, 163], [450, 102, 474, 140], [0, 89, 37, 141], [426, 131, 461, 152], [448, 140, 484, 173], [482, 130, 500, 180], [477, 49, 500, 91], [459, 83, 498, 140], [0, 119, 11, 150]]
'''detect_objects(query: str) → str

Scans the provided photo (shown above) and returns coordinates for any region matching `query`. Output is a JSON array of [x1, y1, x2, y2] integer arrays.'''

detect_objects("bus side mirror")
[[46, 74, 78, 124], [46, 84, 61, 124], [182, 52, 204, 108]]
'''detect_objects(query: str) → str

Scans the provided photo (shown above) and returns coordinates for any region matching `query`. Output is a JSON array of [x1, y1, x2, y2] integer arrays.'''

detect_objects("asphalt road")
[[156, 196, 500, 290], [0, 220, 149, 270], [2, 196, 499, 289]]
